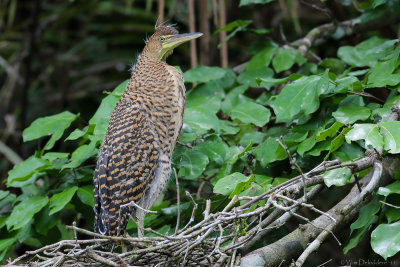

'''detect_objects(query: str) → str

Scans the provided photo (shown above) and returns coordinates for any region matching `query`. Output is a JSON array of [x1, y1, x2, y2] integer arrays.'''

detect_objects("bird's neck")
[[130, 52, 170, 86]]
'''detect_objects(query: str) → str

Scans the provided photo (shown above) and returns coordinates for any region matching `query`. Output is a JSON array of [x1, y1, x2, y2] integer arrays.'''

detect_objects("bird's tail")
[[94, 205, 132, 236]]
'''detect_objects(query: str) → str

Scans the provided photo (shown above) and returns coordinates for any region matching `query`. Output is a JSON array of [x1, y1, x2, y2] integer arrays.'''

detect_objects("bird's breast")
[[150, 65, 186, 155]]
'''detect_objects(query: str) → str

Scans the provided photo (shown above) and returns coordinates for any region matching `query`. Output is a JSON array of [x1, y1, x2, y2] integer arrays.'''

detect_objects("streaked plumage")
[[93, 25, 202, 237]]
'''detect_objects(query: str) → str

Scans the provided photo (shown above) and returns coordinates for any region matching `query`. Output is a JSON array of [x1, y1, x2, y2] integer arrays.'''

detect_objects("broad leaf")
[[7, 156, 52, 187], [183, 66, 228, 83], [377, 181, 400, 196], [62, 140, 99, 169], [333, 106, 371, 125], [272, 48, 303, 73], [23, 111, 79, 150], [350, 197, 380, 233], [6, 196, 48, 230], [177, 150, 209, 179], [273, 74, 332, 123], [49, 186, 78, 215], [221, 85, 249, 114], [253, 137, 287, 167], [367, 47, 400, 88], [371, 221, 400, 259], [183, 108, 221, 135], [316, 121, 344, 142], [214, 172, 249, 195], [237, 67, 274, 88], [323, 167, 353, 187], [230, 175, 256, 198], [89, 80, 127, 137], [230, 102, 271, 127], [380, 121, 400, 154], [346, 124, 383, 151], [344, 215, 377, 254], [247, 47, 277, 70], [195, 139, 228, 165], [77, 185, 94, 207], [338, 36, 397, 67]]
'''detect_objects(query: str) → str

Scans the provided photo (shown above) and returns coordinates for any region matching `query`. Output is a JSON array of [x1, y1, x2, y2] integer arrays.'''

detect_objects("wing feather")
[[94, 97, 159, 236]]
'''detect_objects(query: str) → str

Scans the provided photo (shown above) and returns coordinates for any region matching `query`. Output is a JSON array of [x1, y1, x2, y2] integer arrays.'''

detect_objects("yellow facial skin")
[[158, 32, 203, 61]]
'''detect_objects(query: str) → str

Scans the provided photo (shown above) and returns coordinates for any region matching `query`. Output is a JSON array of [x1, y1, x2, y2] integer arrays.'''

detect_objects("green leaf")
[[183, 108, 221, 135], [338, 37, 398, 67], [239, 0, 276, 6], [0, 237, 17, 260], [323, 167, 353, 187], [350, 197, 380, 233], [177, 150, 209, 179], [273, 74, 332, 123], [333, 106, 371, 125], [334, 76, 362, 93], [308, 140, 330, 156], [42, 152, 69, 161], [380, 121, 400, 154], [7, 156, 52, 187], [23, 111, 79, 150], [372, 0, 387, 8], [253, 137, 287, 167], [240, 131, 266, 146], [237, 67, 274, 88], [230, 102, 270, 127], [320, 58, 345, 74], [62, 139, 98, 169], [183, 66, 228, 83], [49, 186, 78, 215], [221, 85, 249, 114], [214, 172, 248, 195], [247, 47, 277, 70], [272, 48, 300, 73], [344, 215, 378, 254], [367, 47, 400, 88], [6, 196, 48, 230], [186, 85, 222, 115], [346, 124, 383, 151], [0, 190, 9, 201], [371, 221, 400, 259], [161, 202, 191, 216], [215, 19, 252, 33], [89, 80, 127, 137], [377, 181, 400, 196], [316, 121, 344, 142], [230, 174, 256, 198], [195, 139, 228, 165], [325, 127, 351, 159], [297, 135, 317, 156], [77, 186, 94, 207], [65, 128, 86, 141], [228, 142, 253, 165]]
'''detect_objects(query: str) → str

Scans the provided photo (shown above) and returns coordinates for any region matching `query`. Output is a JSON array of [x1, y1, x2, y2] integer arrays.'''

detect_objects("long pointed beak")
[[167, 32, 203, 46]]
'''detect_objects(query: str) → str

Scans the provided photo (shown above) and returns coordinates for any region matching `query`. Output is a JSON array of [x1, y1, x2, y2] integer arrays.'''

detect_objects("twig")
[[277, 136, 308, 201], [174, 168, 181, 235], [87, 248, 118, 267], [380, 200, 400, 209], [0, 140, 23, 164]]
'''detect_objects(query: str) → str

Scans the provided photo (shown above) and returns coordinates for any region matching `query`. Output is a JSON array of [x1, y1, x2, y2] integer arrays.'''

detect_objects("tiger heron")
[[93, 25, 202, 237]]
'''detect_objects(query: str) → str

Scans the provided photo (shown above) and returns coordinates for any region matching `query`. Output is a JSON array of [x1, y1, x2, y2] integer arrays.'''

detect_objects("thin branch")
[[174, 168, 181, 235]]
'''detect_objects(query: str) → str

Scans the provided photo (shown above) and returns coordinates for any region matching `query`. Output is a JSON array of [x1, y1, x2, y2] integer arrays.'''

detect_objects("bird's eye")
[[160, 37, 165, 42]]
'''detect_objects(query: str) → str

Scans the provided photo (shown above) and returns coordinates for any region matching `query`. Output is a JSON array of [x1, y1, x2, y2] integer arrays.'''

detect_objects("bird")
[[93, 24, 202, 238]]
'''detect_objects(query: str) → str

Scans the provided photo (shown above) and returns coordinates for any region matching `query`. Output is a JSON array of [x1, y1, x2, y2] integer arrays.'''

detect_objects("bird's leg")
[[135, 208, 145, 238]]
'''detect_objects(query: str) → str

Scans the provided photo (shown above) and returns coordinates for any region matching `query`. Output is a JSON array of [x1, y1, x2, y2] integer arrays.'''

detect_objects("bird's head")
[[143, 25, 203, 61]]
